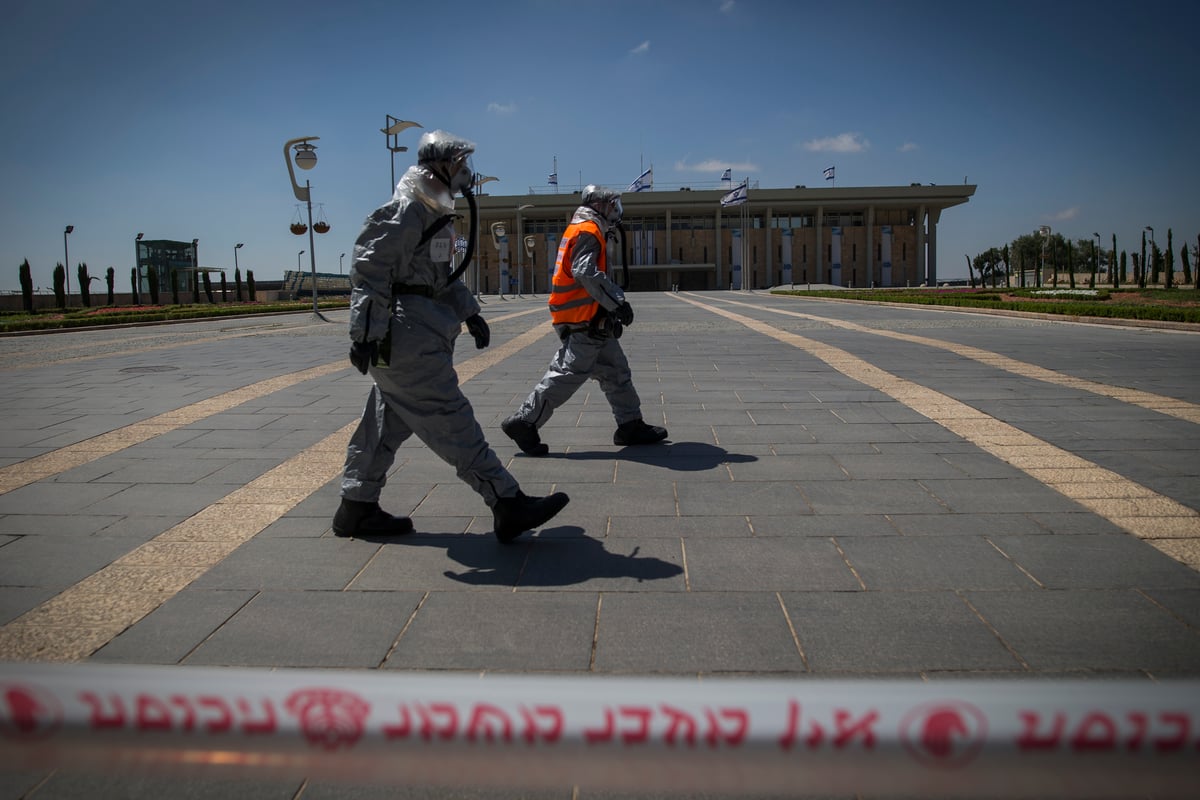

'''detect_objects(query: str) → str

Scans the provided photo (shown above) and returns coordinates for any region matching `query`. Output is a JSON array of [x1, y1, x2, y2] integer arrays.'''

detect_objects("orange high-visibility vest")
[[549, 219, 606, 324]]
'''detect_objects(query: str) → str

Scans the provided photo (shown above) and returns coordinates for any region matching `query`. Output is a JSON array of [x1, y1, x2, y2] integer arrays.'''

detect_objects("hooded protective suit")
[[340, 143, 518, 508]]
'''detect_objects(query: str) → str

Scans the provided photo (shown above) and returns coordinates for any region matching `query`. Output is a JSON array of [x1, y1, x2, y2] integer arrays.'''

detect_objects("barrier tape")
[[1, 663, 1198, 797]]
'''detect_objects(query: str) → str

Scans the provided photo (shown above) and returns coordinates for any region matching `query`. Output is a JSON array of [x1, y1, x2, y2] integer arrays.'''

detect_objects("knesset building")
[[455, 182, 976, 293]]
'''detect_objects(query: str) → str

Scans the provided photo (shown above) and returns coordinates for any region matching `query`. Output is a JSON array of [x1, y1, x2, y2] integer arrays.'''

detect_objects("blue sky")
[[2, 0, 1197, 292]]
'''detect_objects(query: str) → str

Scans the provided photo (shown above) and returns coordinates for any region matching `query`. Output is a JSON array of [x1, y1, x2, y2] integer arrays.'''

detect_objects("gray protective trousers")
[[340, 297, 519, 508], [511, 329, 643, 429]]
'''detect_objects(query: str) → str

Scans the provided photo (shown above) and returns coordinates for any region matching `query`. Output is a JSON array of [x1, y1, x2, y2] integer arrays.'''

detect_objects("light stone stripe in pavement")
[[712, 294, 1200, 425], [674, 294, 1200, 569], [0, 318, 554, 662]]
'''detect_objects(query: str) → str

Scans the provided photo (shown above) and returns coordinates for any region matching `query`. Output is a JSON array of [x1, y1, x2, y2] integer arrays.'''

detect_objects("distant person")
[[334, 130, 569, 543], [501, 185, 667, 456]]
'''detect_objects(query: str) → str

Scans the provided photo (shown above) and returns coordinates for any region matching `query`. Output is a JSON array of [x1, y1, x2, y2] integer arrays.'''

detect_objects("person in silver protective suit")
[[334, 130, 569, 543], [500, 185, 668, 456]]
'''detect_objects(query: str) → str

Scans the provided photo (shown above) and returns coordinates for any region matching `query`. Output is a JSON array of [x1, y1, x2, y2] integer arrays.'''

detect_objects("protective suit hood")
[[398, 165, 457, 215]]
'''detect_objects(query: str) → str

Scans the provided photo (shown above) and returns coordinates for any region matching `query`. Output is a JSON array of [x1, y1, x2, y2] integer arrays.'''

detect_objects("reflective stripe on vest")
[[548, 220, 606, 324]]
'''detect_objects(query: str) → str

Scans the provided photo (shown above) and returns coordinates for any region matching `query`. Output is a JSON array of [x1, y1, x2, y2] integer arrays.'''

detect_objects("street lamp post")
[[515, 204, 533, 295], [1092, 232, 1101, 284], [192, 239, 199, 303], [135, 233, 144, 295], [298, 250, 305, 271], [63, 225, 73, 302], [234, 242, 243, 274], [381, 116, 422, 194], [234, 243, 243, 301], [1038, 225, 1051, 288], [284, 135, 329, 321], [340, 252, 345, 274], [472, 174, 499, 297]]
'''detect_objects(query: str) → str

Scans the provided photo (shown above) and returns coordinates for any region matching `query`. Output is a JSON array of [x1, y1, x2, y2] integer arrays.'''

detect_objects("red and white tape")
[[1, 663, 1197, 797]]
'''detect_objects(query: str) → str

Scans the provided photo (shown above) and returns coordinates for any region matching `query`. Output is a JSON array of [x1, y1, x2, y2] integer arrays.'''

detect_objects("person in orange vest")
[[501, 185, 667, 456]]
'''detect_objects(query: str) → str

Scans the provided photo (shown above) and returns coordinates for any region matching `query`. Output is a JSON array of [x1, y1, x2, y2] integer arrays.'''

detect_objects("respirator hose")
[[447, 186, 478, 283]]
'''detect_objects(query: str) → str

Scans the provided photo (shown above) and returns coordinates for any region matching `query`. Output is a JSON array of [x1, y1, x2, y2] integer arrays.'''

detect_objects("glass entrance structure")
[[135, 240, 197, 296]]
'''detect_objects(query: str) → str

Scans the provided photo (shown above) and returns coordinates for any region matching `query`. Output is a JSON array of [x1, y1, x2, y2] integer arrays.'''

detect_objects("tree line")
[[967, 229, 1197, 291], [14, 261, 257, 313]]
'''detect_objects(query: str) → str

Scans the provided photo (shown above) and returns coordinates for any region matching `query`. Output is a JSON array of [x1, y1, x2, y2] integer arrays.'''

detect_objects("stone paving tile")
[[0, 513, 125, 536], [593, 592, 804, 674], [964, 589, 1200, 671], [1141, 588, 1200, 629], [837, 536, 1038, 591], [0, 586, 60, 625], [189, 537, 381, 591], [779, 591, 1022, 673], [685, 538, 861, 592], [990, 532, 1200, 590], [609, 514, 751, 538], [725, 454, 845, 481], [676, 480, 814, 517], [797, 479, 947, 516], [12, 771, 304, 799], [82, 483, 235, 518], [885, 512, 1046, 536], [921, 477, 1089, 514], [185, 590, 423, 668], [0, 535, 150, 589], [90, 588, 256, 664], [350, 534, 530, 591], [384, 591, 598, 672], [748, 514, 898, 537]]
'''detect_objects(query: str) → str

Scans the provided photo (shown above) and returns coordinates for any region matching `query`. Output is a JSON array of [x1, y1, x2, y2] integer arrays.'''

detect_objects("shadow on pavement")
[[542, 441, 757, 472]]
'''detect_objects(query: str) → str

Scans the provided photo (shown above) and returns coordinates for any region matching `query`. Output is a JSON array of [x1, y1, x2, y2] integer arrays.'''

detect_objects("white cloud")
[[674, 158, 759, 173], [720, 0, 735, 12], [487, 102, 517, 115], [630, 40, 650, 55], [898, 142, 918, 152], [1048, 207, 1079, 222], [802, 132, 870, 153]]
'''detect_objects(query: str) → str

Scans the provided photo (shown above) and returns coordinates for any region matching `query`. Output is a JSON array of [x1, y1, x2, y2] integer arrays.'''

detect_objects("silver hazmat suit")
[[340, 163, 519, 507], [508, 204, 643, 430]]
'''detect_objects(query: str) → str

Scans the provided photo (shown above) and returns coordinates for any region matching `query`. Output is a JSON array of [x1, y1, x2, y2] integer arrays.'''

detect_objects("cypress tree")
[[247, 270, 256, 302], [219, 272, 228, 303], [202, 271, 214, 303], [53, 263, 66, 308], [1066, 241, 1075, 289], [1111, 235, 1119, 289], [77, 263, 91, 307], [235, 267, 243, 301], [1181, 244, 1192, 287], [1139, 233, 1147, 288], [106, 266, 114, 305], [171, 270, 180, 305], [19, 259, 34, 313], [148, 266, 160, 305], [1164, 229, 1174, 289]]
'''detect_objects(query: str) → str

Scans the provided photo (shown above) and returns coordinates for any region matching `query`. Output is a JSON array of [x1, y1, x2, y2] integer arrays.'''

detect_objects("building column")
[[916, 204, 927, 286], [714, 208, 723, 288], [815, 206, 824, 284], [866, 206, 876, 287], [765, 205, 774, 287], [927, 207, 941, 286]]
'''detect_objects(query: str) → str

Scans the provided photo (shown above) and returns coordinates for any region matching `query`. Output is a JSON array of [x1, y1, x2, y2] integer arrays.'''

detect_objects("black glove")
[[614, 301, 634, 327], [465, 313, 490, 349], [349, 340, 379, 375]]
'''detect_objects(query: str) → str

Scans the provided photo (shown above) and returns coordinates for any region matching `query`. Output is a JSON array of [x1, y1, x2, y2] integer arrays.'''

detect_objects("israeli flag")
[[721, 168, 732, 182], [823, 166, 835, 181], [454, 236, 468, 254], [720, 181, 748, 207], [548, 172, 558, 186], [628, 167, 652, 192]]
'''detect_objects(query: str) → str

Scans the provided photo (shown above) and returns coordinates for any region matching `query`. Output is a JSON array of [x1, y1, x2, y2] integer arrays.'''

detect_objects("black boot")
[[614, 418, 669, 446], [501, 416, 549, 456], [332, 498, 414, 538], [492, 491, 570, 544]]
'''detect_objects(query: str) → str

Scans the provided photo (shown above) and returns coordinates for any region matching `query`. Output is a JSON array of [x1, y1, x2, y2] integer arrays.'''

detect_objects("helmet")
[[418, 130, 476, 194], [417, 130, 475, 165], [582, 184, 623, 225]]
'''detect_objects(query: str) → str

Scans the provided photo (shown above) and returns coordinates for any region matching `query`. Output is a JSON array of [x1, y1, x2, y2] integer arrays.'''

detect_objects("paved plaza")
[[1, 291, 1198, 798]]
